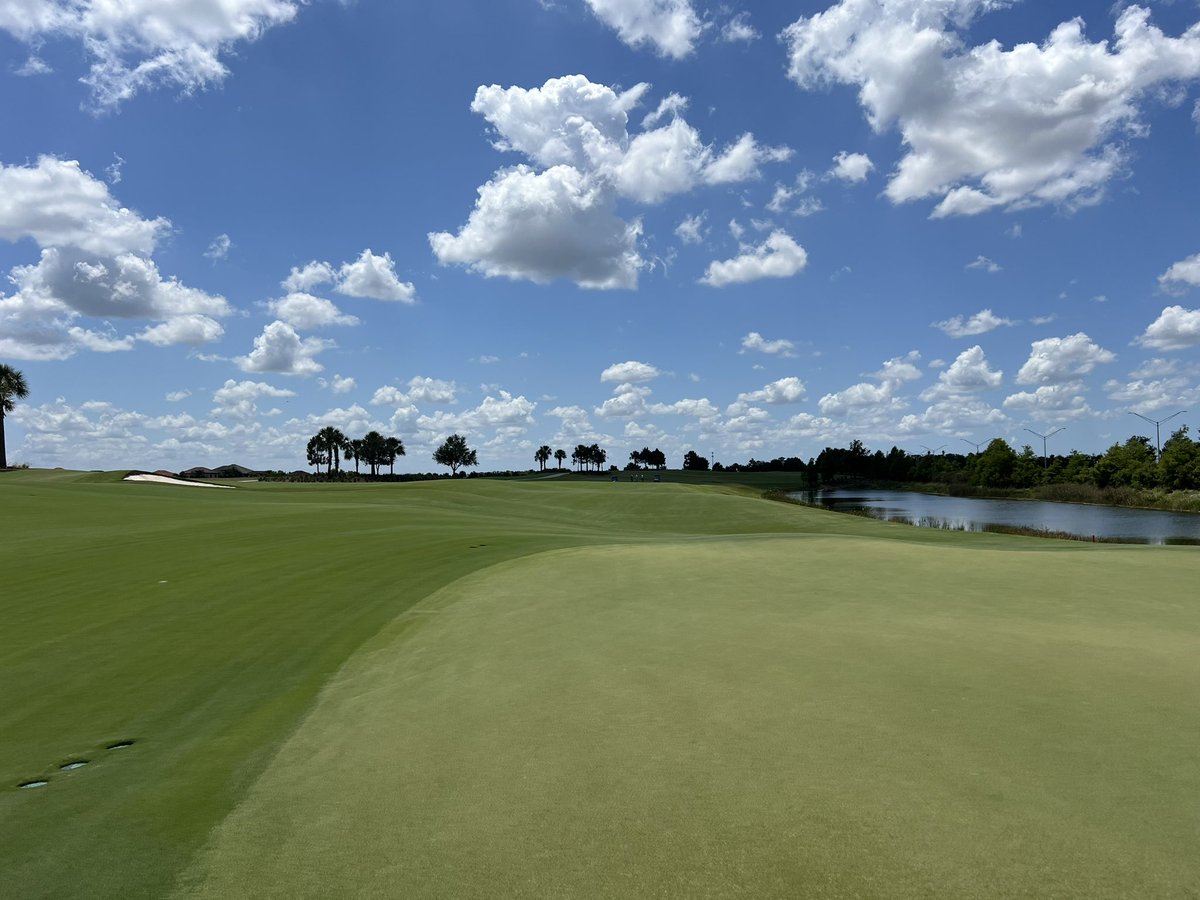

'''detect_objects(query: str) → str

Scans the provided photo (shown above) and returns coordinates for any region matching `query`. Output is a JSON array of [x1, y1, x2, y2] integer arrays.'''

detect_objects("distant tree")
[[306, 435, 328, 473], [572, 444, 588, 472], [360, 431, 388, 476], [385, 437, 406, 474], [554, 448, 566, 470], [434, 434, 478, 475], [1159, 426, 1200, 490], [1094, 436, 1158, 488], [646, 448, 666, 469], [682, 450, 709, 470], [590, 443, 606, 471], [346, 438, 365, 475], [312, 426, 349, 475], [0, 364, 30, 470], [535, 445, 552, 471], [973, 438, 1016, 487]]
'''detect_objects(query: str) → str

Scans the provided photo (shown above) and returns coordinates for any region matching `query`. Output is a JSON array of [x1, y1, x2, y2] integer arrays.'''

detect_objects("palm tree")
[[0, 364, 29, 470], [535, 444, 552, 471], [306, 435, 327, 473], [346, 438, 365, 475], [385, 437, 405, 474], [314, 426, 348, 474], [361, 430, 388, 476], [554, 448, 566, 470]]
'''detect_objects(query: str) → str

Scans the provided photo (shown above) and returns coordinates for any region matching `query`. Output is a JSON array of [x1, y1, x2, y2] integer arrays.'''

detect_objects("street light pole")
[[1128, 410, 1187, 460], [1024, 427, 1064, 469]]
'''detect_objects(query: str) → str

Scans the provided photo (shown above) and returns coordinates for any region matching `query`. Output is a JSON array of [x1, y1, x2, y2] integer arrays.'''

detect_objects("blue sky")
[[3, 0, 1200, 472]]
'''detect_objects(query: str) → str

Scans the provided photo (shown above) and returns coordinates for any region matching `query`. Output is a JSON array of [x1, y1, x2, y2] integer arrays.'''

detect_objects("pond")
[[792, 489, 1200, 545]]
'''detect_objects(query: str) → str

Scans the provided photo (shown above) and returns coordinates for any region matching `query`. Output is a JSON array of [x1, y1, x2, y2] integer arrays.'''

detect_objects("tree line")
[[732, 429, 1200, 491]]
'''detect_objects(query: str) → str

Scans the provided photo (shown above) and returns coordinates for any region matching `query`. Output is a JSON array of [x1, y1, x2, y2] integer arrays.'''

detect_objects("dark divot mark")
[[60, 760, 89, 771], [19, 780, 48, 789], [106, 740, 135, 751]]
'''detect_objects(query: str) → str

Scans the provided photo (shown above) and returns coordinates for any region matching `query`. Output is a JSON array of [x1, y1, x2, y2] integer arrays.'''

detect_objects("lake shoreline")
[[806, 480, 1200, 516]]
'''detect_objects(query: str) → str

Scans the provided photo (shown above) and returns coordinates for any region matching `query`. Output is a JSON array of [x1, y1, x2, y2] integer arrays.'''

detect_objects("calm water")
[[793, 489, 1200, 545]]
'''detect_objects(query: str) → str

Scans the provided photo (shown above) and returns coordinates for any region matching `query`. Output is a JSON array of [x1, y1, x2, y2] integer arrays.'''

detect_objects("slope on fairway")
[[178, 536, 1199, 899], [2, 471, 904, 898]]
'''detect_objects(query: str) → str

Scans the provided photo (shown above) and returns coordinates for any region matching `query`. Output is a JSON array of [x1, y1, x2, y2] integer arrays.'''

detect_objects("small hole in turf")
[[61, 761, 89, 771], [19, 780, 48, 789], [106, 741, 134, 750]]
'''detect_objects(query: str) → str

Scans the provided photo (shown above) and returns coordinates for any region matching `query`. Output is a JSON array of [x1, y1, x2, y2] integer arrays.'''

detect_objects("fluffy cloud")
[[829, 151, 874, 183], [371, 376, 459, 406], [740, 332, 796, 356], [0, 157, 230, 360], [601, 360, 660, 384], [1159, 253, 1200, 293], [137, 315, 224, 347], [282, 261, 337, 293], [932, 308, 1014, 338], [0, 0, 304, 109], [336, 249, 416, 303], [280, 250, 415, 303], [783, 3, 1200, 216], [0, 157, 167, 255], [648, 397, 719, 418], [435, 75, 789, 289], [819, 352, 922, 418], [266, 293, 359, 329], [595, 384, 652, 418], [1136, 306, 1200, 350], [430, 165, 644, 289], [1016, 333, 1116, 385], [236, 321, 332, 376], [583, 0, 703, 59], [416, 391, 536, 440], [212, 379, 296, 419], [725, 377, 806, 417], [700, 231, 808, 287], [731, 377, 808, 411], [919, 346, 1002, 402], [720, 13, 758, 44], [1003, 382, 1093, 422]]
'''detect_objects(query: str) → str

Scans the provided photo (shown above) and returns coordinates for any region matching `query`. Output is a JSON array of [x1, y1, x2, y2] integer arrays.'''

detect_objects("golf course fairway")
[[2, 470, 1197, 898]]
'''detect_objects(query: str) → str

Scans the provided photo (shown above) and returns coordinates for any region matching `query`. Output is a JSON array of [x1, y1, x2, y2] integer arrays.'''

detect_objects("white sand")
[[123, 473, 234, 489]]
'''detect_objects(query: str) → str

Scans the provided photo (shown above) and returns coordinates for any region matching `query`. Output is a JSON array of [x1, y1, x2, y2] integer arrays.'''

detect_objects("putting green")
[[177, 537, 1199, 899]]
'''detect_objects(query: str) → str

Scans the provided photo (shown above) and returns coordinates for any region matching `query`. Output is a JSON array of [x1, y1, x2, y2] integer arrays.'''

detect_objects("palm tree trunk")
[[0, 411, 7, 469]]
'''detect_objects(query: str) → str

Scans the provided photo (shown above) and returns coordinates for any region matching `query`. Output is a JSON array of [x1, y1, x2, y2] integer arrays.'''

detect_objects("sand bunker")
[[124, 474, 234, 489]]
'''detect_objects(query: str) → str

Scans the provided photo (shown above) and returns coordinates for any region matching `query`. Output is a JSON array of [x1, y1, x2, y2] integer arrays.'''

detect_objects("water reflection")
[[793, 489, 1200, 545]]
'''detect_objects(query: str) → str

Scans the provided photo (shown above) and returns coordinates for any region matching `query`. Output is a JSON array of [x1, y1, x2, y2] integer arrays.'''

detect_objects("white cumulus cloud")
[[1016, 333, 1116, 385], [583, 0, 703, 59], [700, 231, 808, 287], [1136, 305, 1200, 350], [783, 3, 1200, 216], [0, 0, 305, 109], [932, 308, 1014, 337], [236, 320, 332, 376]]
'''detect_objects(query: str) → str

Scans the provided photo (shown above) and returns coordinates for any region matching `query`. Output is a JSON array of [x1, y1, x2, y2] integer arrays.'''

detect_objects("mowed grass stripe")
[[178, 538, 1198, 899], [3, 471, 881, 898]]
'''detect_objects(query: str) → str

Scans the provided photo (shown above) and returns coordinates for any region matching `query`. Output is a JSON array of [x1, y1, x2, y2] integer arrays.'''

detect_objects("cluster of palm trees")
[[570, 443, 608, 472], [306, 426, 404, 476], [533, 443, 612, 472], [533, 445, 568, 471], [1, 364, 30, 470]]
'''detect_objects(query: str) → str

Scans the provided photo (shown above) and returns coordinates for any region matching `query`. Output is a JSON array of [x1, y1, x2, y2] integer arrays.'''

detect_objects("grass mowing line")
[[2, 470, 1195, 898], [176, 536, 1199, 899]]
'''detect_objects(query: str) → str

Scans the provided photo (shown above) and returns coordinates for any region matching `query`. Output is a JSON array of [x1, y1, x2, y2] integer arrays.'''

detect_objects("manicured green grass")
[[1, 470, 1196, 898]]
